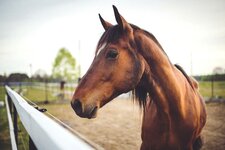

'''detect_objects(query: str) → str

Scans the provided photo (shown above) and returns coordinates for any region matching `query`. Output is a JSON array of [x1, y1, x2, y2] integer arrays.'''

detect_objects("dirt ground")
[[201, 102, 225, 150], [44, 98, 225, 150]]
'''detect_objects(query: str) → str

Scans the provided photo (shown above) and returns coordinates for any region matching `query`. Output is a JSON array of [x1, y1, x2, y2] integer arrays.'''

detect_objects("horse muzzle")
[[71, 99, 98, 119]]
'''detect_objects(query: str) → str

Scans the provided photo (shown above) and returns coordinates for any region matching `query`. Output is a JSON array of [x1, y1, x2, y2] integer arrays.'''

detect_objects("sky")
[[0, 0, 225, 77]]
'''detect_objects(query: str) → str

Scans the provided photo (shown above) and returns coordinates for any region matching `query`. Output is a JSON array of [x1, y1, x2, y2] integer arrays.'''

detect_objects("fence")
[[3, 82, 77, 101], [5, 85, 96, 150], [5, 94, 17, 150]]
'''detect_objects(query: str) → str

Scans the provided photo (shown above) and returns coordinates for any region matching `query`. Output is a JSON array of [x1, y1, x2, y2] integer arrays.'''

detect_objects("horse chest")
[[141, 102, 196, 150], [141, 105, 170, 146]]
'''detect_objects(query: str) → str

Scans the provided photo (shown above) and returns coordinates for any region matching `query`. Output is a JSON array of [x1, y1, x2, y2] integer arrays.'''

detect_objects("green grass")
[[17, 120, 29, 150], [20, 85, 73, 103], [22, 87, 57, 102], [199, 81, 225, 98], [0, 108, 11, 150], [0, 86, 11, 150], [0, 86, 5, 100]]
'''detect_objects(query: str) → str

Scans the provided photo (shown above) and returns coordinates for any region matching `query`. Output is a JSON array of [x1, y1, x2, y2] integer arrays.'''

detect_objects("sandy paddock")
[[44, 98, 225, 150]]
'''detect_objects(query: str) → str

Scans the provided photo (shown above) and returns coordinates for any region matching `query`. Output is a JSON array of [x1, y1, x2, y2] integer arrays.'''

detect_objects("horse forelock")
[[96, 25, 123, 55], [96, 23, 165, 56]]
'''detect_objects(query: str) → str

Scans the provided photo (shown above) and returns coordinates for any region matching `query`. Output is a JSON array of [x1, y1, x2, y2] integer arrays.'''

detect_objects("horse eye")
[[106, 49, 118, 59]]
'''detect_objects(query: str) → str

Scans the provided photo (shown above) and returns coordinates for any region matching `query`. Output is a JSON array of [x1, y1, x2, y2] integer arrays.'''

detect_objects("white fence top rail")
[[5, 86, 94, 150]]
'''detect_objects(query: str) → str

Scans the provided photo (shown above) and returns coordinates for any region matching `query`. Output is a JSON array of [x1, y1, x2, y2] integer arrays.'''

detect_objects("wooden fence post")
[[44, 79, 48, 104], [211, 75, 214, 99], [29, 136, 37, 150], [13, 105, 18, 145], [7, 93, 12, 114]]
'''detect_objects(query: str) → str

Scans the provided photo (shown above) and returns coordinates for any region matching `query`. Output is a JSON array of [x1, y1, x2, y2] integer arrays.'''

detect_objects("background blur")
[[1, 0, 225, 77]]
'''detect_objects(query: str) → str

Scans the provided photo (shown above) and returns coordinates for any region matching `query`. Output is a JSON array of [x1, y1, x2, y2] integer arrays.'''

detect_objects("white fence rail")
[[5, 86, 94, 150], [5, 95, 17, 150]]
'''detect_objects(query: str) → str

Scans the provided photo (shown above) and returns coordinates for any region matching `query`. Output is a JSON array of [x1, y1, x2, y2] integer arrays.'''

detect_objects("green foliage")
[[194, 74, 225, 81], [52, 48, 79, 81], [0, 75, 7, 82], [6, 73, 29, 82]]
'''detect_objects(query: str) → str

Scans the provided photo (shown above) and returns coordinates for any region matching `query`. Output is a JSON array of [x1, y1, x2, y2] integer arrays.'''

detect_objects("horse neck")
[[135, 31, 184, 115]]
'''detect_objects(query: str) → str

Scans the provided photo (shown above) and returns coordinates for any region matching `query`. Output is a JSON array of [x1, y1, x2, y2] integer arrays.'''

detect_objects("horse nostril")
[[71, 99, 82, 114]]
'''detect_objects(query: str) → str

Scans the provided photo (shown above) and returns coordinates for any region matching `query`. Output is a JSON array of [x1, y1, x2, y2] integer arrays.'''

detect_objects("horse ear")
[[99, 14, 112, 31], [113, 5, 132, 32]]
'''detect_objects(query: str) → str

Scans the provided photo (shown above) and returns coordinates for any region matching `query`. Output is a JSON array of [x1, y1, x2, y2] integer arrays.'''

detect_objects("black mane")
[[130, 25, 195, 108], [174, 64, 194, 89], [97, 25, 122, 48]]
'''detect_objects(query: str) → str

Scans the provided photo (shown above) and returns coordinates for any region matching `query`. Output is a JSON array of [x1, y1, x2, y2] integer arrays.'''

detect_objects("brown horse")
[[71, 6, 206, 150]]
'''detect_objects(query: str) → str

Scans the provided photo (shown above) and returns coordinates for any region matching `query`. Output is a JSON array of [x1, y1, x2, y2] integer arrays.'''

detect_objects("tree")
[[33, 69, 48, 82], [0, 74, 7, 82], [52, 48, 79, 81], [6, 73, 29, 82]]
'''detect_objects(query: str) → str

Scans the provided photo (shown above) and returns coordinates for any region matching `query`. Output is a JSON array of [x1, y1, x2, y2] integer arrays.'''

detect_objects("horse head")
[[71, 6, 146, 118]]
